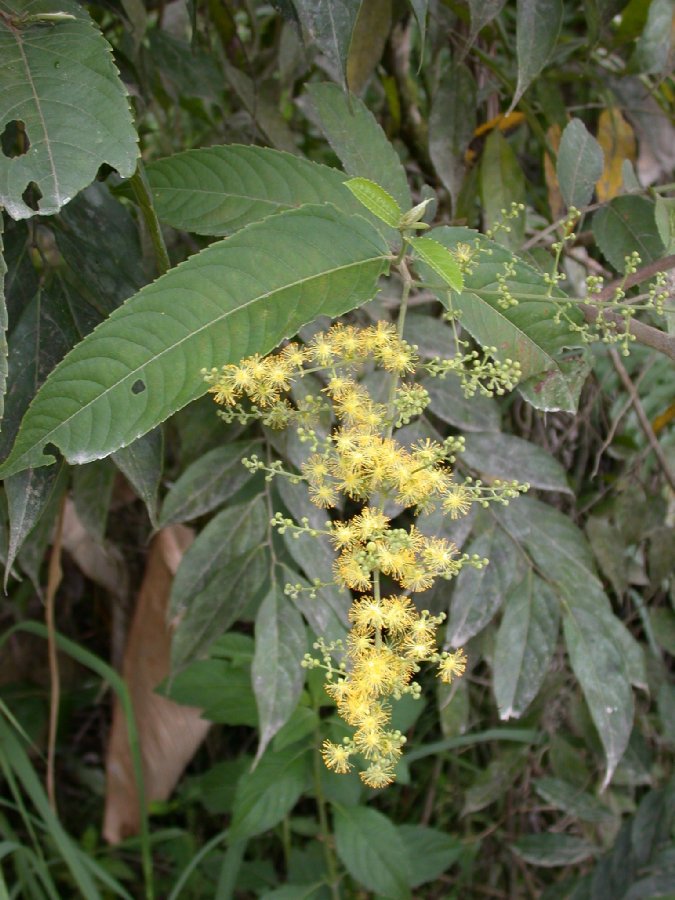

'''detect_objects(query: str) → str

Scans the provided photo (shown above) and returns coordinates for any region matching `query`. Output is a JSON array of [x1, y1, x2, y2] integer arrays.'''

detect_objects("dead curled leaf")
[[103, 524, 210, 844]]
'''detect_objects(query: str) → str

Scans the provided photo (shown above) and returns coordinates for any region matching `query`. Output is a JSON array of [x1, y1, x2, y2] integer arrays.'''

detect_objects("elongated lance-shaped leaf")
[[0, 0, 138, 219], [0, 204, 390, 478], [0, 221, 7, 424], [291, 0, 360, 89], [145, 144, 376, 237], [251, 583, 306, 764], [511, 0, 563, 111], [308, 82, 411, 211]]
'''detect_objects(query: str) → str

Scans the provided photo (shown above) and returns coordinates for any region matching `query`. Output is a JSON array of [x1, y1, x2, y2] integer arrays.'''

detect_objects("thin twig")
[[609, 347, 675, 492], [46, 494, 67, 813]]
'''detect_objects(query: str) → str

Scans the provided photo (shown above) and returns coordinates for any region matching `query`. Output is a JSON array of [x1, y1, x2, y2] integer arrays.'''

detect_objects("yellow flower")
[[442, 483, 473, 519], [349, 596, 387, 630], [360, 763, 396, 789], [437, 649, 467, 683], [321, 740, 352, 774]]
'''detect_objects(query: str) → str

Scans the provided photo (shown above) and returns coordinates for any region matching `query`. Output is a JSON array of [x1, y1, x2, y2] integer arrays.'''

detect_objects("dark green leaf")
[[13, 462, 68, 588], [649, 608, 675, 656], [397, 825, 463, 888], [654, 196, 675, 253], [158, 441, 257, 527], [631, 0, 674, 74], [534, 777, 615, 823], [1, 220, 39, 327], [166, 658, 258, 726], [463, 749, 526, 814], [512, 0, 564, 109], [53, 183, 146, 313], [513, 834, 598, 867], [0, 204, 389, 477], [467, 0, 506, 44], [252, 584, 307, 763], [291, 0, 361, 89], [308, 83, 411, 211], [72, 459, 115, 542], [333, 805, 411, 899], [480, 130, 526, 249], [427, 227, 588, 413], [563, 607, 634, 790], [0, 221, 7, 423], [345, 0, 391, 94], [229, 745, 311, 840], [5, 462, 66, 585], [111, 428, 163, 528], [593, 196, 665, 272], [407, 0, 428, 50], [557, 119, 604, 209], [586, 516, 627, 598], [0, 0, 138, 219], [494, 571, 560, 719], [425, 377, 500, 432], [460, 432, 571, 492], [429, 62, 477, 209], [147, 145, 371, 237], [170, 496, 269, 669], [448, 522, 521, 645]]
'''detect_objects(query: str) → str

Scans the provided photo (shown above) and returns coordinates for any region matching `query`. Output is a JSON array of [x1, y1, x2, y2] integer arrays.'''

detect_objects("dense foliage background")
[[0, 0, 674, 897]]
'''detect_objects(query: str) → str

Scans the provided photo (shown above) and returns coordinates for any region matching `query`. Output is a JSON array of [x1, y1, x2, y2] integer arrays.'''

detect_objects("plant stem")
[[130, 161, 171, 277], [312, 734, 341, 900]]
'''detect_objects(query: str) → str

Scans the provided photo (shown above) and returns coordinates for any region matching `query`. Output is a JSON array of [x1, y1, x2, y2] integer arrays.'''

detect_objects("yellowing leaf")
[[595, 109, 636, 202]]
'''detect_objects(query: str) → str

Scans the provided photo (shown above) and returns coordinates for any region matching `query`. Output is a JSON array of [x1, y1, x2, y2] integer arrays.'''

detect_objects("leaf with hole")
[[0, 0, 138, 219], [0, 204, 390, 478]]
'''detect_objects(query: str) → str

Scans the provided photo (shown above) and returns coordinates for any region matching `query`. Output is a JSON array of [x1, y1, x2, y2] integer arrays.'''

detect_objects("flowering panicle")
[[205, 320, 527, 787]]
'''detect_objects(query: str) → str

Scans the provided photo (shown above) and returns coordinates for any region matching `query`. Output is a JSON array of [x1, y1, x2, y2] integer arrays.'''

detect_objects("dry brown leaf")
[[595, 108, 636, 202], [61, 498, 127, 599], [103, 524, 209, 844], [544, 123, 564, 220]]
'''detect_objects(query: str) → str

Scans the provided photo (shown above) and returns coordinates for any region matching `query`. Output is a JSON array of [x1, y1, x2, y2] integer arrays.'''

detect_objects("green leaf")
[[158, 441, 257, 527], [429, 62, 477, 209], [111, 428, 163, 528], [166, 657, 258, 726], [557, 119, 604, 209], [72, 459, 115, 543], [460, 432, 571, 492], [448, 522, 521, 645], [462, 748, 527, 814], [424, 376, 500, 432], [512, 0, 564, 109], [276, 480, 350, 644], [229, 745, 311, 840], [427, 226, 588, 413], [0, 222, 7, 425], [5, 462, 65, 586], [467, 0, 506, 44], [534, 777, 615, 824], [146, 145, 372, 237], [655, 196, 675, 253], [0, 0, 138, 219], [0, 204, 389, 478], [333, 805, 411, 899], [252, 584, 306, 763], [632, 0, 675, 74], [169, 496, 269, 669], [512, 834, 598, 867], [397, 825, 463, 888], [493, 571, 560, 719], [344, 177, 402, 227], [13, 463, 68, 589], [479, 130, 526, 249], [650, 608, 675, 656], [593, 196, 665, 273], [291, 0, 361, 89], [563, 606, 634, 790], [307, 82, 411, 211], [345, 0, 392, 95], [407, 0, 428, 50], [408, 237, 464, 292]]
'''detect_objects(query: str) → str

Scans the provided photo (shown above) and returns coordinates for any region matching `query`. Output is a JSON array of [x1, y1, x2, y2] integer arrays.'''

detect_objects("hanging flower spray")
[[203, 182, 528, 787]]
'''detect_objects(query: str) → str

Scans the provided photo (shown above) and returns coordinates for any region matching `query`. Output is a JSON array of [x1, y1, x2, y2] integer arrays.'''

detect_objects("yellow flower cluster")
[[318, 595, 466, 788], [205, 320, 524, 787]]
